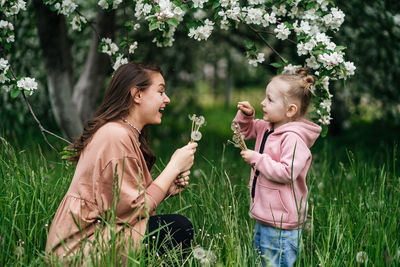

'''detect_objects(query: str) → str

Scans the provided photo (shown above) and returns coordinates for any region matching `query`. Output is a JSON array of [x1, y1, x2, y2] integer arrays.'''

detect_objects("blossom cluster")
[[98, 0, 122, 10], [188, 19, 214, 41]]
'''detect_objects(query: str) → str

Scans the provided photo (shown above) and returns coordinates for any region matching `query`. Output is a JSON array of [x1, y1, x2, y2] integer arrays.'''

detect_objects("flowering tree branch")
[[1, 0, 357, 152]]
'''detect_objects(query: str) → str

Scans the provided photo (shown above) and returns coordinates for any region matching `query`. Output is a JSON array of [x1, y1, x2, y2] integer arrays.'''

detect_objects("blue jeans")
[[254, 221, 301, 267]]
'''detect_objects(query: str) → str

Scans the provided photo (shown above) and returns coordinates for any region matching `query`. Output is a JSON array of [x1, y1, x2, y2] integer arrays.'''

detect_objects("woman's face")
[[136, 72, 170, 126]]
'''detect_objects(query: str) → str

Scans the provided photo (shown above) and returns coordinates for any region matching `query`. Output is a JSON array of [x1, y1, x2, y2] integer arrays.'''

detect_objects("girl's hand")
[[237, 101, 254, 116], [240, 149, 255, 165], [169, 142, 198, 173]]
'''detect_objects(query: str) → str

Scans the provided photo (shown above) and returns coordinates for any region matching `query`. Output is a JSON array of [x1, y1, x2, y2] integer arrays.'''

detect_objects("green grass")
[[1, 103, 400, 266]]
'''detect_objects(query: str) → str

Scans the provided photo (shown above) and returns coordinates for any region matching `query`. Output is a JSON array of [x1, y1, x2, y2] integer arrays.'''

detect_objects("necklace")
[[122, 118, 141, 135]]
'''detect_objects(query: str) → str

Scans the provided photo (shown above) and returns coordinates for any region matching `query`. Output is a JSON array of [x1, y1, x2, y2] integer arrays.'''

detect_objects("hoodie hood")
[[272, 119, 321, 148]]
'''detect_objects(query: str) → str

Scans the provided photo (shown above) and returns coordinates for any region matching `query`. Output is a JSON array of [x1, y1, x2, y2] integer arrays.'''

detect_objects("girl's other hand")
[[237, 101, 254, 116], [169, 142, 198, 173], [240, 149, 255, 165]]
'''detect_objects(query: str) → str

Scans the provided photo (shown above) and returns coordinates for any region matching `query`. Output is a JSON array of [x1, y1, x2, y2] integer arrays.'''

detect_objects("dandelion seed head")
[[191, 131, 202, 141], [356, 251, 368, 263], [196, 115, 205, 126], [193, 247, 206, 259]]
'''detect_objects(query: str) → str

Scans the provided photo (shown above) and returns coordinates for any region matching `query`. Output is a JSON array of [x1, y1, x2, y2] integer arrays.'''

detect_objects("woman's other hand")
[[237, 101, 254, 116], [167, 170, 191, 196]]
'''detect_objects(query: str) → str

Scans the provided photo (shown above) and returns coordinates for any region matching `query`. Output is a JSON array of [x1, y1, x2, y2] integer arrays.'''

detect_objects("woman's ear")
[[131, 87, 142, 104], [286, 103, 298, 118]]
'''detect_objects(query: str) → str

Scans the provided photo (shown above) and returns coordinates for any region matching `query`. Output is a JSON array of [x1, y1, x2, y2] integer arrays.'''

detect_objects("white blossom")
[[263, 12, 277, 26], [70, 16, 87, 31], [282, 64, 302, 75], [113, 0, 123, 9], [192, 0, 208, 9], [318, 52, 344, 70], [98, 0, 109, 9], [344, 61, 356, 76], [6, 35, 15, 43], [248, 53, 265, 67], [245, 7, 263, 25], [248, 0, 265, 5], [0, 20, 14, 31], [320, 99, 332, 113], [274, 23, 290, 40], [0, 58, 9, 73], [0, 73, 10, 83], [58, 0, 78, 17], [297, 42, 308, 56], [306, 56, 320, 70], [318, 115, 332, 125], [188, 19, 214, 41], [133, 23, 141, 30], [113, 55, 128, 70], [129, 42, 138, 54], [101, 38, 119, 56], [17, 77, 38, 95]]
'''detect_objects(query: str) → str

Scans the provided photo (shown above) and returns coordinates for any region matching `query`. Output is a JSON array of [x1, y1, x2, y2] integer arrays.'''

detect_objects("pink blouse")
[[46, 121, 166, 257]]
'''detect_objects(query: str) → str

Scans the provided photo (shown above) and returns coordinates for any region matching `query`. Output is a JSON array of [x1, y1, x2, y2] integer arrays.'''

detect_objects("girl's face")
[[136, 72, 170, 126], [261, 78, 290, 128]]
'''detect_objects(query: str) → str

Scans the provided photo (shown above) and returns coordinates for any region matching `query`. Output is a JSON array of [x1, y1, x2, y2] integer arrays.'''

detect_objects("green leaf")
[[320, 125, 328, 137], [167, 18, 179, 27], [10, 88, 20, 99], [244, 40, 255, 50], [124, 21, 131, 27], [284, 21, 293, 30], [212, 1, 221, 9], [270, 62, 283, 68], [306, 1, 318, 10], [149, 22, 159, 31], [334, 45, 346, 52]]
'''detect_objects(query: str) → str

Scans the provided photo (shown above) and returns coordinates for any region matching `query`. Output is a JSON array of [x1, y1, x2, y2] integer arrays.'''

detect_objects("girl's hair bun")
[[295, 67, 315, 92], [295, 67, 309, 77]]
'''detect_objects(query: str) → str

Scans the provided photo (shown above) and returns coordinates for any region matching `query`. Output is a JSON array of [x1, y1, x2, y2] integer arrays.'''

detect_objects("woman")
[[46, 62, 197, 261]]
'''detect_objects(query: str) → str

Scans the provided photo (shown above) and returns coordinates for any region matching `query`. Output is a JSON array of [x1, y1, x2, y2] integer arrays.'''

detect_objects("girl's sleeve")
[[95, 156, 166, 225], [232, 110, 262, 140], [250, 133, 311, 184]]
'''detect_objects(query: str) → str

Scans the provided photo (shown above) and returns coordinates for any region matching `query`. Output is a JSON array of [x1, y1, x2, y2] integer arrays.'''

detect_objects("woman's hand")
[[167, 170, 190, 196], [240, 149, 255, 165], [237, 101, 254, 116], [169, 142, 198, 173]]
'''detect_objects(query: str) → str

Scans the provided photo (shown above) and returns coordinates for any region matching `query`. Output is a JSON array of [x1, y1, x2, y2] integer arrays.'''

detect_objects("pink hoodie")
[[233, 111, 321, 229]]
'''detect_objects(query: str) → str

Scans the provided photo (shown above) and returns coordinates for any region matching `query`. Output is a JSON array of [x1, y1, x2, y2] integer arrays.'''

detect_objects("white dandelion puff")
[[356, 251, 368, 263], [193, 247, 206, 259], [191, 131, 202, 141]]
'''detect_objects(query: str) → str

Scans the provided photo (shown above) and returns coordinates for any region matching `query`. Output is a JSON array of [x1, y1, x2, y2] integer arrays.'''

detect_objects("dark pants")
[[144, 214, 194, 256]]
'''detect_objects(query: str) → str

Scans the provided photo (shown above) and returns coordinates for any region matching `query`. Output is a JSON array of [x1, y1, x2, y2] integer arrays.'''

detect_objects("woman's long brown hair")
[[69, 62, 161, 170]]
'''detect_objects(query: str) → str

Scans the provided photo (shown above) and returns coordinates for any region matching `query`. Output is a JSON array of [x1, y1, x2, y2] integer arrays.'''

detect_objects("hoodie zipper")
[[251, 129, 274, 202]]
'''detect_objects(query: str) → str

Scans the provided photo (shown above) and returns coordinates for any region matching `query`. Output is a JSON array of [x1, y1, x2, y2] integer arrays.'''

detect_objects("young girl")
[[233, 68, 321, 266]]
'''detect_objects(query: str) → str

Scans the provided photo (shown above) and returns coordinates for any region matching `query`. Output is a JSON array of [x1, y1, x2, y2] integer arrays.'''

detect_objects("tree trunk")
[[33, 0, 82, 140], [72, 8, 115, 124]]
